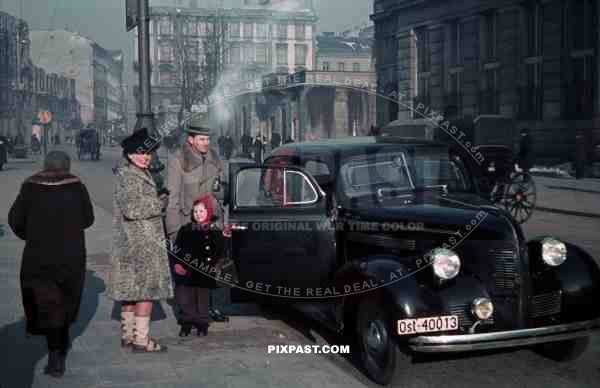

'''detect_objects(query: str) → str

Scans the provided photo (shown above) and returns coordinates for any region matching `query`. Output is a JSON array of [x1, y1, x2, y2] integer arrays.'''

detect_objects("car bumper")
[[408, 318, 600, 353]]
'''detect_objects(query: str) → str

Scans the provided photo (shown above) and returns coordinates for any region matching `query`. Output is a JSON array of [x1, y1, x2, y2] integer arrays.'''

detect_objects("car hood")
[[340, 192, 517, 241]]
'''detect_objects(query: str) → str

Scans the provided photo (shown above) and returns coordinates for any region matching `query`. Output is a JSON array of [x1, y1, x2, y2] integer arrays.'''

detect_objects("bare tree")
[[171, 9, 228, 133]]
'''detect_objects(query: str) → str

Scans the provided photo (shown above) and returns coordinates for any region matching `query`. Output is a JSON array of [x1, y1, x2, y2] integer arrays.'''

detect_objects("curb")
[[537, 206, 600, 220]]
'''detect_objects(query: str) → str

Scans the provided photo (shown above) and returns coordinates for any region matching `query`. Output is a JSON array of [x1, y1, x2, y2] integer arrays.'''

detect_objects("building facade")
[[140, 0, 318, 143], [372, 0, 599, 166], [30, 30, 124, 142], [0, 14, 79, 142]]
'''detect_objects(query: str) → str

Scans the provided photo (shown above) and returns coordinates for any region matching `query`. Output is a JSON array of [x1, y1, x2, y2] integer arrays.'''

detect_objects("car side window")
[[285, 170, 318, 205], [235, 168, 318, 208]]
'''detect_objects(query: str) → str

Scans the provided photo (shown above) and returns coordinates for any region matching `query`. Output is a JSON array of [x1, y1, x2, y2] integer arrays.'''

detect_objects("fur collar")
[[25, 170, 81, 186], [181, 143, 219, 172]]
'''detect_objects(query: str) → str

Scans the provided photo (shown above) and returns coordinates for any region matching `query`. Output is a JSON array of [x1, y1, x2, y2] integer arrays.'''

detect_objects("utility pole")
[[130, 0, 166, 191]]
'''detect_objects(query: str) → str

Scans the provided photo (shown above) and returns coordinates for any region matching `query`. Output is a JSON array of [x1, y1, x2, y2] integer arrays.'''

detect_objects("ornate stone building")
[[142, 1, 318, 142], [372, 0, 599, 165]]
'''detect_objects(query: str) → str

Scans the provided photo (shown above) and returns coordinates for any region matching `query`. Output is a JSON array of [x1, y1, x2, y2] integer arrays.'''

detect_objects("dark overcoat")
[[8, 170, 94, 335], [168, 222, 226, 289]]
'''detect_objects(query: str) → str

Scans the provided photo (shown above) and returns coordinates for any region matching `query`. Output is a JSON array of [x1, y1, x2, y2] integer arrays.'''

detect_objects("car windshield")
[[341, 151, 472, 195]]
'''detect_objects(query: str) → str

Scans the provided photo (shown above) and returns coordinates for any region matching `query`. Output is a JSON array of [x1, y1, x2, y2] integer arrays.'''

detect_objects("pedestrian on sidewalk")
[[518, 128, 533, 173], [8, 150, 95, 378], [169, 194, 230, 337], [107, 128, 173, 353], [165, 115, 230, 323]]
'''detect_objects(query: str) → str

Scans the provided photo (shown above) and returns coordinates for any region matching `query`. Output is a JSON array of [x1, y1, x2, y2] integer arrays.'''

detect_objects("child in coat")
[[169, 194, 229, 336]]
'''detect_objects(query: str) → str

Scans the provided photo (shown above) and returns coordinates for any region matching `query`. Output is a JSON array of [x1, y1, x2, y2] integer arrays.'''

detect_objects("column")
[[334, 88, 349, 138]]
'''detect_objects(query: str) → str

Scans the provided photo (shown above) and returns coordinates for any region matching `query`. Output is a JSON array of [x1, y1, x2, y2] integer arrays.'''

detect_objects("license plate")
[[397, 315, 459, 335]]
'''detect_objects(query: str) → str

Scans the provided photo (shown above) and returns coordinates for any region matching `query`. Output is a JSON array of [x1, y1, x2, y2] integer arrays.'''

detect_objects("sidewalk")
[[534, 176, 600, 219], [0, 156, 367, 388]]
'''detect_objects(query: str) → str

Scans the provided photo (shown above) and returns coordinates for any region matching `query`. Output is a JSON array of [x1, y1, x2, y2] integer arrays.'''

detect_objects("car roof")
[[273, 136, 447, 157]]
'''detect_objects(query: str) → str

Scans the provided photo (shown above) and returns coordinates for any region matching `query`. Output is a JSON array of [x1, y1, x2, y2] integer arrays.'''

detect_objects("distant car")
[[223, 136, 600, 385]]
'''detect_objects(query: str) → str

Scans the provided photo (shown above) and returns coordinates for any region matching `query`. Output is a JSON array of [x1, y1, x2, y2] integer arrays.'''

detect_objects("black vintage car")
[[224, 136, 600, 385]]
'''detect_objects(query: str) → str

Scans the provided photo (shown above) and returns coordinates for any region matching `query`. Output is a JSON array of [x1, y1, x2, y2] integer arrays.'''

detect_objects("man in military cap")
[[165, 114, 229, 322]]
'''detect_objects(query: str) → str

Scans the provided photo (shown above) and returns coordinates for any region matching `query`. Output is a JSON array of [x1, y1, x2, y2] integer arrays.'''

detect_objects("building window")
[[256, 43, 269, 64], [159, 45, 174, 62], [338, 62, 345, 72], [243, 44, 254, 64], [295, 24, 306, 40], [159, 19, 173, 35], [480, 69, 499, 114], [447, 72, 462, 116], [186, 43, 199, 61], [484, 11, 497, 61], [277, 24, 287, 39], [416, 27, 430, 72], [520, 63, 542, 119], [353, 63, 361, 72], [277, 44, 288, 65], [295, 44, 306, 66], [564, 0, 596, 118], [450, 21, 463, 66], [229, 45, 241, 64], [524, 1, 543, 57], [322, 61, 330, 71], [416, 75, 431, 109], [571, 0, 595, 51], [567, 55, 595, 118], [229, 22, 240, 38], [184, 20, 198, 36], [256, 24, 269, 39], [197, 22, 206, 36], [159, 71, 175, 86], [243, 23, 253, 39]]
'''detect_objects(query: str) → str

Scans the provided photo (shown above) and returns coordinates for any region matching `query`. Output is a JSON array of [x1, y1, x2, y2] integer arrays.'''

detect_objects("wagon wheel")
[[500, 172, 536, 224]]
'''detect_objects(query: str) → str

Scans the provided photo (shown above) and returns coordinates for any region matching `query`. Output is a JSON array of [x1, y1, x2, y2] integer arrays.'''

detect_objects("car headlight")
[[541, 238, 567, 266], [471, 297, 494, 320], [431, 248, 461, 280]]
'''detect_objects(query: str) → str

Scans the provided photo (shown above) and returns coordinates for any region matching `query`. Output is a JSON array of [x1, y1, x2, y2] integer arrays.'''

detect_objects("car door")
[[229, 166, 336, 299]]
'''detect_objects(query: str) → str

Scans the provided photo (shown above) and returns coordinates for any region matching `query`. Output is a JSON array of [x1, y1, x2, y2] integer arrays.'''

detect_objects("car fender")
[[528, 239, 600, 321], [335, 255, 490, 322]]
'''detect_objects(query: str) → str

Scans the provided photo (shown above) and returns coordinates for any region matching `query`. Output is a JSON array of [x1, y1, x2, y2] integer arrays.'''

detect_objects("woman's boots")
[[44, 350, 66, 378], [120, 311, 135, 347], [132, 316, 167, 353]]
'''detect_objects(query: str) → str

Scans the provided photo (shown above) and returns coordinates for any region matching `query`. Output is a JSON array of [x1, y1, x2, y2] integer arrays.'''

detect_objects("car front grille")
[[491, 246, 519, 291], [449, 303, 474, 329], [529, 291, 562, 318]]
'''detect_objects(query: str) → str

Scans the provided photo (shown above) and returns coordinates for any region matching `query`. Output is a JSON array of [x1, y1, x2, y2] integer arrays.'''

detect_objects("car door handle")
[[231, 224, 248, 231]]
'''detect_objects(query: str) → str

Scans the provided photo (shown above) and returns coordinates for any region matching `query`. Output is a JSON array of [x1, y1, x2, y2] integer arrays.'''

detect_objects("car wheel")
[[356, 299, 404, 385], [535, 336, 590, 362]]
